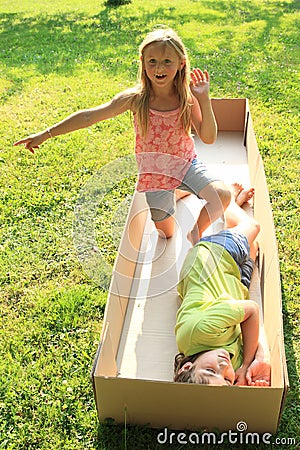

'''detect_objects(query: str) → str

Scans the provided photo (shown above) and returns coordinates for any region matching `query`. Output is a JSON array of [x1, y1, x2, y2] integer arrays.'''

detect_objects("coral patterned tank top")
[[134, 108, 196, 192]]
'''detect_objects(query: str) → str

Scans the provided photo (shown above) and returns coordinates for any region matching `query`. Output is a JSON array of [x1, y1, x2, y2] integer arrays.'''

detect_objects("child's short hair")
[[174, 352, 210, 384]]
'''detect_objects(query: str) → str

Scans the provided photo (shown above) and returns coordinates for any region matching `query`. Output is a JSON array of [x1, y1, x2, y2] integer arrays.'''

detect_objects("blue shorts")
[[200, 230, 254, 289], [145, 159, 219, 222]]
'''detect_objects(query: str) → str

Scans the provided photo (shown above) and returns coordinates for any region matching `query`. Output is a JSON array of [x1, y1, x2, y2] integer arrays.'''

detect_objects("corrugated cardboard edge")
[[91, 192, 149, 407]]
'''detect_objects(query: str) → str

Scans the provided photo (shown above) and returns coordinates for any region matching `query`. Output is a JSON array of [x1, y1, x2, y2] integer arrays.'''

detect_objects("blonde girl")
[[14, 28, 231, 242]]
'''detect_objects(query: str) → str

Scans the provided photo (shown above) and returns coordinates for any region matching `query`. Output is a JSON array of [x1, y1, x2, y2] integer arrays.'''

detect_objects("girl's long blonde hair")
[[135, 28, 192, 137]]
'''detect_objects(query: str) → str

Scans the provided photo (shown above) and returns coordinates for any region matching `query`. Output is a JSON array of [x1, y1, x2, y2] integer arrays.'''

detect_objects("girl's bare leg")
[[188, 180, 231, 245], [175, 189, 191, 201], [154, 215, 175, 238], [155, 190, 191, 238]]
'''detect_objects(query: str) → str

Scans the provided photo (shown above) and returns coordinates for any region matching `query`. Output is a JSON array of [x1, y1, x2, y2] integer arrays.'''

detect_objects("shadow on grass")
[[1, 0, 298, 110]]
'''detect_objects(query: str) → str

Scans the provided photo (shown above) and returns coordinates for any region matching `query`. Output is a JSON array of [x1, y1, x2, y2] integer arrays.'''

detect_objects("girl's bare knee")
[[157, 229, 174, 239], [154, 216, 175, 238], [252, 220, 261, 238]]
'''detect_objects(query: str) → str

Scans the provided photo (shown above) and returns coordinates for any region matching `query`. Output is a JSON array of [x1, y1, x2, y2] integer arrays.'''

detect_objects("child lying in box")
[[174, 184, 271, 386]]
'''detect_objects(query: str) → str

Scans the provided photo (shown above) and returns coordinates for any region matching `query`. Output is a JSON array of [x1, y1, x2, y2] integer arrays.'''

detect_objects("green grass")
[[0, 0, 299, 448]]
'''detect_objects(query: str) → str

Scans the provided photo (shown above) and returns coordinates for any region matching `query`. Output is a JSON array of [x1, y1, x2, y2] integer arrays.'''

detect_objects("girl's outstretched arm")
[[14, 91, 135, 153], [190, 69, 217, 144]]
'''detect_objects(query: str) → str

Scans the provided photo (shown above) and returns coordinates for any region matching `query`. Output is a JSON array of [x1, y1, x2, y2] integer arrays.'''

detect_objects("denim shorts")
[[200, 230, 254, 288], [145, 159, 219, 222]]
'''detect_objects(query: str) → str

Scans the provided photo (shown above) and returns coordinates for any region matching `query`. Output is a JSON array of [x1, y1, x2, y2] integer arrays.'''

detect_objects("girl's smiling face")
[[192, 349, 236, 385], [142, 42, 185, 87]]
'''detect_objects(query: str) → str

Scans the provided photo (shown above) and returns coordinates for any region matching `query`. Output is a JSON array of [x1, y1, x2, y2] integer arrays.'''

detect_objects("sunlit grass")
[[0, 0, 299, 448]]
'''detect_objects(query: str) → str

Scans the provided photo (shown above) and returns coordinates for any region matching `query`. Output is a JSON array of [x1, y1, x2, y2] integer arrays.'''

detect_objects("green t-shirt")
[[175, 241, 249, 370]]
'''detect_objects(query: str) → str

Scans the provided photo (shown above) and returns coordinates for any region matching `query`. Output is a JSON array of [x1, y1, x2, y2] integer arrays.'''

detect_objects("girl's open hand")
[[14, 131, 48, 154], [246, 360, 271, 387], [190, 68, 210, 99]]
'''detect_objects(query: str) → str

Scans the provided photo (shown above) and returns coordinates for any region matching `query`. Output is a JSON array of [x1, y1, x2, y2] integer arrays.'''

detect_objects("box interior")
[[92, 99, 288, 433]]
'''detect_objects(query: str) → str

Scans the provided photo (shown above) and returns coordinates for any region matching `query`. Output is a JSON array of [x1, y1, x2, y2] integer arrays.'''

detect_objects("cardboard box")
[[91, 99, 289, 434]]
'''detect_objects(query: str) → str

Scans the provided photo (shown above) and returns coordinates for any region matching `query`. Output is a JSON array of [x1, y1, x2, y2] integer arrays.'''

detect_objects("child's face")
[[193, 349, 235, 385], [142, 42, 185, 88]]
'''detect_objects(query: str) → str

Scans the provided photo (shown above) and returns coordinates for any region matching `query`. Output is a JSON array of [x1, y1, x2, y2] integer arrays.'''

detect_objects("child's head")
[[174, 349, 235, 385], [138, 28, 190, 90], [136, 28, 191, 136]]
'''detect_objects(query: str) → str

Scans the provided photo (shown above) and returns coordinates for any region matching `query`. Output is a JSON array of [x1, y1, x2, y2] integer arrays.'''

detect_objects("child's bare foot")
[[236, 187, 254, 206], [230, 182, 243, 199], [230, 183, 254, 206]]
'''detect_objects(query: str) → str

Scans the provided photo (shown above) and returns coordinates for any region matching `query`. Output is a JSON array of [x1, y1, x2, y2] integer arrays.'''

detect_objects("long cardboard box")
[[91, 98, 289, 434]]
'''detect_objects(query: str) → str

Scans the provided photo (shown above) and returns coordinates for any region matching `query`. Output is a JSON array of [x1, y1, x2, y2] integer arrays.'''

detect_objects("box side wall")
[[93, 323, 117, 377], [93, 377, 284, 434], [94, 193, 148, 373], [246, 102, 287, 389], [211, 98, 246, 131]]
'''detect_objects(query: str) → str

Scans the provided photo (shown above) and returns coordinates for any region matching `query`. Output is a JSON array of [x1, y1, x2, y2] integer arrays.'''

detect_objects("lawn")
[[0, 0, 299, 449]]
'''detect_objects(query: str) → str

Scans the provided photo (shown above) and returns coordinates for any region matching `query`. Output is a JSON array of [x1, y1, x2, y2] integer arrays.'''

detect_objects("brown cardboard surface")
[[92, 99, 288, 433], [93, 377, 284, 433]]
